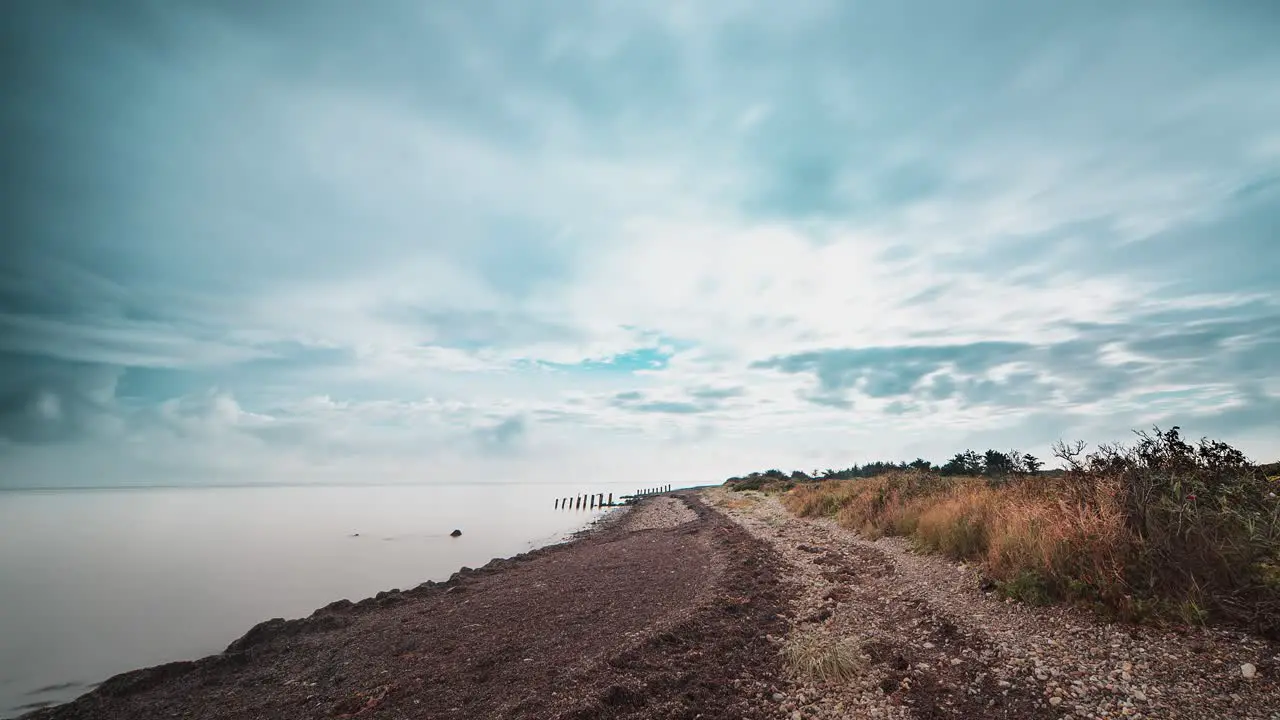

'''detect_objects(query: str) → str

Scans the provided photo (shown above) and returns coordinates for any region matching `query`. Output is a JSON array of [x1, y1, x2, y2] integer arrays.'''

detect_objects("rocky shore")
[[23, 490, 1280, 719], [23, 494, 789, 720]]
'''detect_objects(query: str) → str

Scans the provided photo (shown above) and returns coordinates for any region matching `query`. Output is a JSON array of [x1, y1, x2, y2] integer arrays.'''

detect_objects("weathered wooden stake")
[[607, 492, 613, 506]]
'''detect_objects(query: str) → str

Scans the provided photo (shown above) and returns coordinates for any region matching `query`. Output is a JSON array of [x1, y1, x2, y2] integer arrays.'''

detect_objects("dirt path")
[[707, 488, 1280, 720], [24, 494, 789, 720]]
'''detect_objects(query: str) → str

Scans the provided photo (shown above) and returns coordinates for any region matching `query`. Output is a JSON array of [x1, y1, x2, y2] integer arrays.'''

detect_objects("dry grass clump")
[[782, 629, 867, 684], [781, 429, 1280, 636]]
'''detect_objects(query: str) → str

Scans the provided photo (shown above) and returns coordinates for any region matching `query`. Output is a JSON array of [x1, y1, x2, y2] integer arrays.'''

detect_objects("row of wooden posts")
[[553, 484, 673, 510], [555, 493, 614, 509], [635, 484, 672, 497]]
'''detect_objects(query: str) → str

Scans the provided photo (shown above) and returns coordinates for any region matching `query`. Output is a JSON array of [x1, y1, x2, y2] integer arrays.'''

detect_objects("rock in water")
[[450, 529, 462, 537]]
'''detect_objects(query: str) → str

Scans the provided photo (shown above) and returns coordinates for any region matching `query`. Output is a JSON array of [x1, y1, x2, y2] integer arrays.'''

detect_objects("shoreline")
[[2, 489, 624, 718], [21, 492, 790, 720], [10, 503, 631, 719]]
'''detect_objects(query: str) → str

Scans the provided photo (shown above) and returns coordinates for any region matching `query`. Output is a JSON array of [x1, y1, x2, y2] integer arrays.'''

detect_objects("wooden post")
[[607, 492, 613, 506], [590, 494, 596, 509], [598, 492, 604, 507], [555, 498, 559, 509]]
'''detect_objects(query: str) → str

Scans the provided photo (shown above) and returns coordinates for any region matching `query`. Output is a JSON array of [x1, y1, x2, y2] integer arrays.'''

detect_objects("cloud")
[[473, 415, 528, 453], [2, 0, 1278, 486], [0, 355, 121, 444], [609, 385, 747, 415], [687, 386, 746, 401]]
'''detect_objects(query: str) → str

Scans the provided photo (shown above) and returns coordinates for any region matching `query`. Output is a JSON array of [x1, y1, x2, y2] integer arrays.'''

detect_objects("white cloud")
[[3, 0, 1279, 487]]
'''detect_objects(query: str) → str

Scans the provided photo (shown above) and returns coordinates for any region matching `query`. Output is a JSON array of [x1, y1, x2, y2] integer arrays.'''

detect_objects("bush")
[[780, 429, 1280, 637], [783, 629, 867, 683], [1055, 427, 1280, 633], [725, 475, 794, 494]]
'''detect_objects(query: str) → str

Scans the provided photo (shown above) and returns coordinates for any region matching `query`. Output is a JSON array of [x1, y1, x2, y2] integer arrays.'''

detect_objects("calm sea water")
[[0, 482, 639, 717]]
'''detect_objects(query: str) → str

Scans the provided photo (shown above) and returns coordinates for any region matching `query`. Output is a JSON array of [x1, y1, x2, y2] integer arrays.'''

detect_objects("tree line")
[[725, 448, 1046, 488]]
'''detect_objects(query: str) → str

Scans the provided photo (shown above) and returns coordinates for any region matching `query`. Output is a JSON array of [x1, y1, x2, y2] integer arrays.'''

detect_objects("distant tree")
[[1052, 439, 1087, 471], [908, 458, 934, 472], [940, 454, 963, 476], [791, 470, 812, 482], [941, 450, 983, 476], [763, 469, 787, 480], [983, 449, 1014, 477], [1021, 454, 1044, 475]]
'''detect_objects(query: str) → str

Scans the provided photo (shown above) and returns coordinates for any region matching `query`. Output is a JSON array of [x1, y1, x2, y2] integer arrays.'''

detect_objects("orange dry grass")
[[783, 472, 1133, 604], [985, 479, 1128, 598]]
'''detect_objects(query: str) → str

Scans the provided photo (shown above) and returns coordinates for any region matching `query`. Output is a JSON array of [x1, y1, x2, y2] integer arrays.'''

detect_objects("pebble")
[[712, 489, 1280, 720]]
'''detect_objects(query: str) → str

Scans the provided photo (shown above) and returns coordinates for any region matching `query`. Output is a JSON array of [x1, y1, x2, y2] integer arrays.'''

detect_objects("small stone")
[[1131, 690, 1147, 702], [772, 693, 785, 702], [951, 658, 963, 666], [1240, 663, 1257, 679], [1050, 697, 1063, 707], [923, 642, 936, 649], [998, 680, 1011, 688], [450, 529, 462, 537]]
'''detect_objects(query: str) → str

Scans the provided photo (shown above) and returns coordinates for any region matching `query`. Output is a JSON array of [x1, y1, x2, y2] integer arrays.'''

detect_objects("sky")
[[1, 0, 1277, 488]]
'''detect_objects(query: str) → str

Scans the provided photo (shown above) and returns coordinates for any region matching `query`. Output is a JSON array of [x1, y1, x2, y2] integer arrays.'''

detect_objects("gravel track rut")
[[708, 488, 1280, 720]]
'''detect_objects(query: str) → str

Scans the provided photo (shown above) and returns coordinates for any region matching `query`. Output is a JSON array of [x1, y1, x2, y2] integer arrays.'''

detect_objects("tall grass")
[[781, 429, 1280, 636]]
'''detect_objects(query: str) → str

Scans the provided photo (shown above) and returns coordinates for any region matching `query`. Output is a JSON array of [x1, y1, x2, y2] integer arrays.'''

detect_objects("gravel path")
[[623, 496, 699, 532], [707, 488, 1280, 720]]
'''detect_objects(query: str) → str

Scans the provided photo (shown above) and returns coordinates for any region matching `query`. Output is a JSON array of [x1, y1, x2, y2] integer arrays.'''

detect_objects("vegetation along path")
[[708, 487, 1279, 720]]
